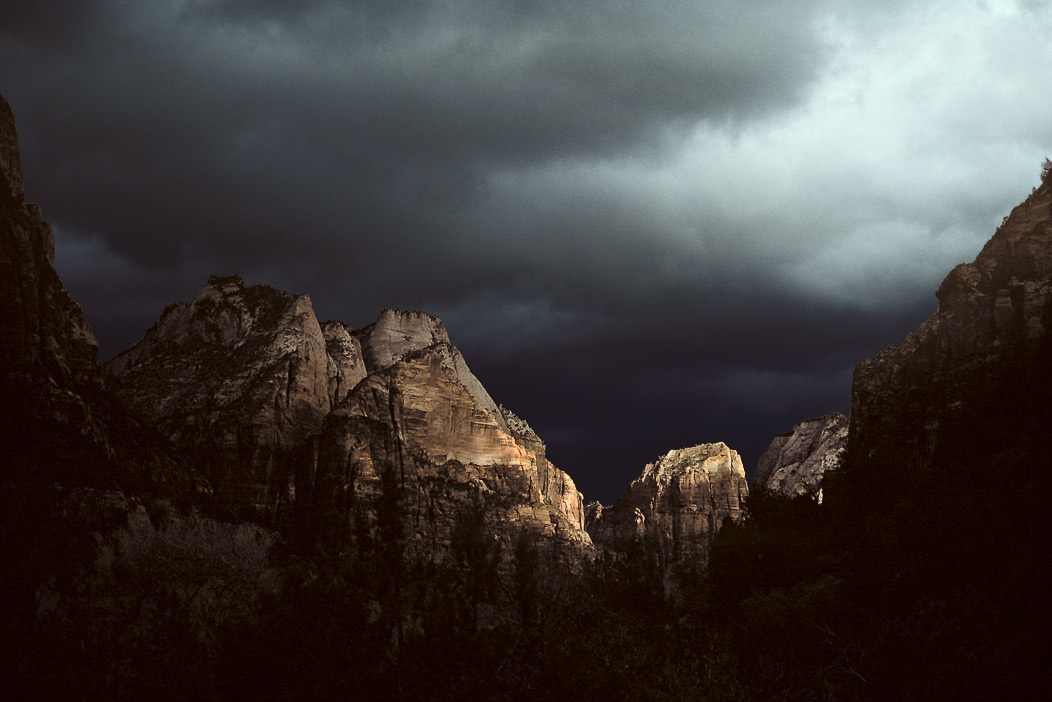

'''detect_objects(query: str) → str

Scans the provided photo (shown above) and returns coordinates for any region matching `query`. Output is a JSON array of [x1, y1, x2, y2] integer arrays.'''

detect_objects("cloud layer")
[[2, 0, 1050, 501]]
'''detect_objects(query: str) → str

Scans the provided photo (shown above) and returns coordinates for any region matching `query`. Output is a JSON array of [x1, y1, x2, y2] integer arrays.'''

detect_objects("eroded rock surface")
[[104, 277, 591, 556], [755, 412, 847, 498], [588, 443, 748, 570], [105, 275, 339, 509]]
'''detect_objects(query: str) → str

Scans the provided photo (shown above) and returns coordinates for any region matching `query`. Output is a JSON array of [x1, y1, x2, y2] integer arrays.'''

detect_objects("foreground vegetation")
[[3, 433, 1048, 702]]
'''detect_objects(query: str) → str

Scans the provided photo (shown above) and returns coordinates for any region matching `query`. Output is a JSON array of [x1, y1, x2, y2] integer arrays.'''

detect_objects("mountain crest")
[[588, 442, 747, 571], [354, 307, 451, 372], [849, 167, 1052, 482], [1, 95, 24, 200], [104, 275, 591, 549], [754, 411, 847, 497]]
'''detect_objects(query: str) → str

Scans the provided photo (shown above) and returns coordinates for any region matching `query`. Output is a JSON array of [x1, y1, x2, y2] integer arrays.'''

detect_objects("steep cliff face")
[[1, 93, 98, 404], [1, 90, 101, 479], [105, 280, 590, 552], [104, 275, 339, 509], [499, 405, 587, 532], [588, 443, 747, 570], [295, 311, 591, 554], [755, 412, 847, 498], [847, 174, 1052, 483], [355, 308, 450, 372], [0, 92, 188, 491], [321, 320, 367, 406]]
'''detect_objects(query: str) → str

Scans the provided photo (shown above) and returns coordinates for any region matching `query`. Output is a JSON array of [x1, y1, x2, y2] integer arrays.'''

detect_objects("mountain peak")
[[588, 441, 747, 570], [642, 442, 742, 480], [354, 307, 451, 372], [203, 273, 246, 293], [0, 93, 24, 201], [754, 411, 847, 497]]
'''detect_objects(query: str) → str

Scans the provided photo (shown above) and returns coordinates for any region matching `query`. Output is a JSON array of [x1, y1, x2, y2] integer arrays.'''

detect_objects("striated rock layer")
[[587, 443, 748, 571], [755, 411, 847, 498], [846, 172, 1052, 483], [104, 278, 591, 557]]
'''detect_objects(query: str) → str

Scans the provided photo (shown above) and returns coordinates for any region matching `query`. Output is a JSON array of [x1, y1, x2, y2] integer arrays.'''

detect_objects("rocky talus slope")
[[754, 411, 847, 498], [105, 281, 591, 555], [587, 443, 747, 570], [846, 171, 1052, 479]]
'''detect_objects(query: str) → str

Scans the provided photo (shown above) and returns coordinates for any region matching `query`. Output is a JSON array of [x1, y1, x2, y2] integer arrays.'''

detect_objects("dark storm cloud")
[[2, 0, 1050, 502], [0, 0, 832, 337], [0, 0, 105, 45]]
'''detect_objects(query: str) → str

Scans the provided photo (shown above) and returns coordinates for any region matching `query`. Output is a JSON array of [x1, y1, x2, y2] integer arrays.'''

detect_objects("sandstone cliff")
[[587, 443, 747, 571], [846, 171, 1052, 483], [754, 411, 847, 498], [104, 281, 591, 554]]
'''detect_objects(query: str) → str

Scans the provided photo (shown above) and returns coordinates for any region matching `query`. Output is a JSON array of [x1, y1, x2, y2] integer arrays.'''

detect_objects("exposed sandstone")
[[355, 308, 450, 372], [303, 326, 591, 556], [104, 275, 337, 510], [499, 404, 587, 534], [755, 411, 847, 498], [104, 276, 590, 555], [588, 443, 748, 570], [321, 320, 367, 405]]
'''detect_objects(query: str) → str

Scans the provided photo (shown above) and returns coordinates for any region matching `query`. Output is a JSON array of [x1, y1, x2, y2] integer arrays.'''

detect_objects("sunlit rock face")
[[755, 412, 847, 498], [308, 323, 591, 556], [355, 308, 450, 372], [499, 405, 587, 535], [105, 278, 590, 554], [321, 320, 367, 406], [847, 174, 1052, 478], [105, 275, 338, 510], [588, 443, 748, 570]]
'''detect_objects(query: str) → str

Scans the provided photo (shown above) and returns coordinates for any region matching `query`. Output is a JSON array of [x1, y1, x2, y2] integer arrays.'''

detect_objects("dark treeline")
[[4, 427, 1049, 702]]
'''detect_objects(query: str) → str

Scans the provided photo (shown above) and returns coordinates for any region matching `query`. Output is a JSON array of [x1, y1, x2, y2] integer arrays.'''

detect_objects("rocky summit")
[[104, 275, 339, 509], [104, 277, 590, 556], [587, 442, 748, 571], [1, 93, 100, 462], [754, 411, 847, 498]]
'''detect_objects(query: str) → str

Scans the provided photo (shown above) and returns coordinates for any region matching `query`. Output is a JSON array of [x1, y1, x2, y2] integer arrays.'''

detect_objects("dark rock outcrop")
[[754, 411, 847, 498], [0, 92, 190, 492], [587, 443, 748, 571], [1, 93, 101, 470], [846, 173, 1052, 482]]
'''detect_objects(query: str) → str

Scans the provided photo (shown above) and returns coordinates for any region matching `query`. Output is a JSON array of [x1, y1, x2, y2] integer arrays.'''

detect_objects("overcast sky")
[[2, 0, 1050, 503]]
